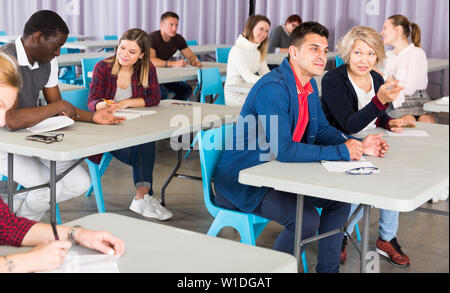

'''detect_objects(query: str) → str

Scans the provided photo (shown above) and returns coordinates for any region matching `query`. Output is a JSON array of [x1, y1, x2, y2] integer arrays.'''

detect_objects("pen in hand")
[[103, 99, 116, 105]]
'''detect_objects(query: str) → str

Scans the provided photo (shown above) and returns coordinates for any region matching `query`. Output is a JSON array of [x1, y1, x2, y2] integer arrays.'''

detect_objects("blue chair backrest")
[[61, 88, 90, 111], [186, 40, 198, 46], [198, 124, 234, 217], [0, 30, 6, 36], [215, 47, 232, 64], [82, 57, 104, 88], [335, 55, 345, 67], [197, 67, 225, 105], [104, 35, 118, 41]]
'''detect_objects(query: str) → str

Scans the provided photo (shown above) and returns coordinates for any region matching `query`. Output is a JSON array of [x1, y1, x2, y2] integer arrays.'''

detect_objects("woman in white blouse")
[[225, 15, 271, 107], [380, 14, 435, 123]]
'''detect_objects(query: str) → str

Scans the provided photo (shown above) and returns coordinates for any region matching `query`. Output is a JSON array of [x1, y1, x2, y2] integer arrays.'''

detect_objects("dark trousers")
[[111, 142, 156, 195], [216, 189, 350, 273], [160, 82, 193, 101]]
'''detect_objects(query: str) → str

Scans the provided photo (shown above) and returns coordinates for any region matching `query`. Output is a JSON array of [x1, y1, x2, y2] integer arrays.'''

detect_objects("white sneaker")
[[129, 195, 149, 215], [143, 196, 173, 221]]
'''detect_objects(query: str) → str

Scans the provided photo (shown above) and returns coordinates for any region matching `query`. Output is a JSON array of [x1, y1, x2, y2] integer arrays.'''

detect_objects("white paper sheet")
[[26, 116, 74, 133], [321, 157, 378, 173], [436, 97, 449, 105], [40, 250, 120, 273], [387, 130, 429, 137]]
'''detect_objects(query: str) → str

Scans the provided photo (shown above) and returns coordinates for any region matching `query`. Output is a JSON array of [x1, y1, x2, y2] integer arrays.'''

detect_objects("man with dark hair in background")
[[149, 11, 202, 101]]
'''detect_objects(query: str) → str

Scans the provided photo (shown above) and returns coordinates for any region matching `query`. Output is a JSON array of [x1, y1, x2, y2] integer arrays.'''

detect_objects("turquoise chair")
[[104, 35, 118, 52], [1, 175, 62, 224], [215, 47, 232, 64], [197, 125, 308, 272], [81, 57, 104, 88], [0, 30, 6, 45], [186, 40, 198, 46], [185, 67, 225, 159], [215, 47, 231, 82], [60, 88, 111, 213], [335, 55, 345, 67], [59, 37, 83, 85]]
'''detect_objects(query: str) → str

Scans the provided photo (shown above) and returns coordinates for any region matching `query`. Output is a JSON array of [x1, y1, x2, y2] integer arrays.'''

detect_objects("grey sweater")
[[268, 25, 290, 53]]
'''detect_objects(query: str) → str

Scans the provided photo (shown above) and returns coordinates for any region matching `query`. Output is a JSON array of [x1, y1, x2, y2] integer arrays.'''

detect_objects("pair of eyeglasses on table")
[[346, 167, 379, 175]]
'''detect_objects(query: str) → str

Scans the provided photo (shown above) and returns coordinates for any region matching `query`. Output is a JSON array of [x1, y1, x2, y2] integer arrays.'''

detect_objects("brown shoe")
[[340, 236, 348, 264], [376, 237, 410, 268]]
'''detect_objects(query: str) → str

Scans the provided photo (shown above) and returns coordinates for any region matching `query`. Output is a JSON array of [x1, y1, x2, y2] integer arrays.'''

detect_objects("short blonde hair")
[[337, 26, 386, 65], [0, 52, 22, 88]]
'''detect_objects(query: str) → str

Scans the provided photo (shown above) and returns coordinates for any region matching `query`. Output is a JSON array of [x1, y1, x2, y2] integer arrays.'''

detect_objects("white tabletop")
[[225, 72, 325, 97], [62, 40, 117, 50], [423, 96, 449, 113], [173, 44, 232, 58], [0, 34, 94, 43], [0, 213, 297, 273], [156, 62, 227, 84], [427, 58, 449, 73], [238, 122, 449, 212], [0, 100, 241, 162], [57, 51, 112, 66]]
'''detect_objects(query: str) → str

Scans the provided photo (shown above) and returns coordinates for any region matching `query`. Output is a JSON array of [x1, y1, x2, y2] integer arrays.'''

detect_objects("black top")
[[148, 30, 188, 61], [321, 64, 391, 134]]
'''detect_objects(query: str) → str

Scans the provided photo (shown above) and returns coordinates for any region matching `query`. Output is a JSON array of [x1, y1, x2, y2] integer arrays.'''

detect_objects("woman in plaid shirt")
[[87, 29, 173, 221], [0, 52, 124, 273]]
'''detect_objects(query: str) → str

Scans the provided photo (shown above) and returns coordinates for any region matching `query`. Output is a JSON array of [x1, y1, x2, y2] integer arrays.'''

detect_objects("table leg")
[[7, 153, 14, 213], [49, 161, 57, 226], [160, 149, 183, 206], [294, 194, 304, 272], [360, 204, 371, 273]]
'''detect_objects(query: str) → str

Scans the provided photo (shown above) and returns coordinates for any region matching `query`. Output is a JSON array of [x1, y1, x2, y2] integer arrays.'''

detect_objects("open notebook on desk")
[[114, 108, 157, 120]]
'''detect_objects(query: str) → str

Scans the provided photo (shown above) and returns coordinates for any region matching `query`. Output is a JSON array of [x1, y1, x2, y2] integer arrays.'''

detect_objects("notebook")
[[26, 116, 74, 133]]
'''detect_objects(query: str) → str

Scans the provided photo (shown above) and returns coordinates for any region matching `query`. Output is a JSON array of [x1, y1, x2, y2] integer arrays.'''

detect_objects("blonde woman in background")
[[225, 15, 271, 107]]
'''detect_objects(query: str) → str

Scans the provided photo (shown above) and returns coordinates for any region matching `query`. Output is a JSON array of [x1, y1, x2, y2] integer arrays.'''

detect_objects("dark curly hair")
[[23, 10, 69, 39]]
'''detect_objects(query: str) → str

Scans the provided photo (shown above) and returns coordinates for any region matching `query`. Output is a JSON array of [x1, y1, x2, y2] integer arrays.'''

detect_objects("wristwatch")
[[68, 225, 82, 245]]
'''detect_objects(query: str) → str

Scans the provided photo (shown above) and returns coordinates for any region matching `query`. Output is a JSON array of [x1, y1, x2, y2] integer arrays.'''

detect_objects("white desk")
[[156, 62, 227, 84], [0, 35, 94, 43], [0, 213, 297, 273], [0, 100, 241, 225], [267, 51, 337, 65], [62, 40, 117, 51], [427, 58, 449, 97], [225, 73, 325, 97], [174, 44, 231, 58], [238, 122, 449, 272], [56, 52, 112, 67], [423, 97, 449, 113]]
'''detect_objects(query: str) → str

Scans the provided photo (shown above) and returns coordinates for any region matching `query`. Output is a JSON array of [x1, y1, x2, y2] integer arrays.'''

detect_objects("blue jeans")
[[160, 82, 193, 101], [346, 204, 399, 241], [216, 189, 350, 273], [111, 142, 156, 195]]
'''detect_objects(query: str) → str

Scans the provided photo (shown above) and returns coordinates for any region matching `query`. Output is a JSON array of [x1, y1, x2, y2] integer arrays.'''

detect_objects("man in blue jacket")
[[214, 22, 389, 273]]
